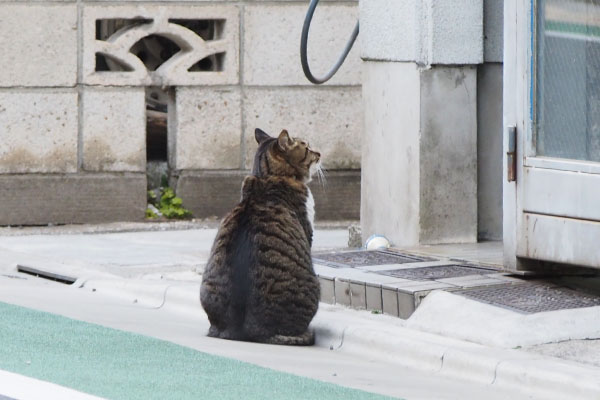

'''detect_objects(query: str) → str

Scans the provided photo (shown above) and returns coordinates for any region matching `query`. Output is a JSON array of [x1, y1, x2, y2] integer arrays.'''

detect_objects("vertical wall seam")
[[168, 88, 178, 174], [418, 65, 424, 242], [76, 0, 84, 171], [425, 0, 433, 66], [239, 3, 247, 170]]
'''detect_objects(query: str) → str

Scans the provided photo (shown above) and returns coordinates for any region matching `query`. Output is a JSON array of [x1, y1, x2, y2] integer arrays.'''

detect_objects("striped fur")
[[200, 128, 321, 346]]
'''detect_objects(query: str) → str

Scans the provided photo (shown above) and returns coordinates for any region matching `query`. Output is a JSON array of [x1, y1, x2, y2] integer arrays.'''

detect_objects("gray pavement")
[[528, 339, 600, 367], [0, 223, 599, 399], [0, 223, 347, 276]]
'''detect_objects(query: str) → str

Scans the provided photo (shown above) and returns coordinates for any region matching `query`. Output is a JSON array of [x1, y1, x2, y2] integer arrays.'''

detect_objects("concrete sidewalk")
[[0, 223, 599, 399]]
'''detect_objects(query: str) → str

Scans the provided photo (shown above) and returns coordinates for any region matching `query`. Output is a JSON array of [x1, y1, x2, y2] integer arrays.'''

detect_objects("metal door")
[[504, 0, 600, 271]]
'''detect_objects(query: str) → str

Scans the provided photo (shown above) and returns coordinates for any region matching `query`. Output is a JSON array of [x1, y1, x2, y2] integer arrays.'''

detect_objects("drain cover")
[[375, 264, 497, 280], [313, 250, 429, 268], [17, 265, 77, 285], [457, 282, 600, 314]]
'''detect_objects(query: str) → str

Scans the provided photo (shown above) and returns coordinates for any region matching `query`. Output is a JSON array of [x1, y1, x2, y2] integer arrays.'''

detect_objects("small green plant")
[[145, 207, 159, 219], [146, 187, 192, 220], [159, 188, 192, 219], [371, 310, 382, 315]]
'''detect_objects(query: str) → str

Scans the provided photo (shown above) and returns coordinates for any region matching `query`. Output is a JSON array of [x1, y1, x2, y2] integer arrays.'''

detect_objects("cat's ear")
[[255, 128, 271, 144], [277, 130, 292, 151]]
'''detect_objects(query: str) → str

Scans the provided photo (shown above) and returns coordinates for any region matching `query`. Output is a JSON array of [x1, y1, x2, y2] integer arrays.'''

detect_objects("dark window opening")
[[168, 19, 226, 41], [146, 88, 168, 162], [95, 18, 152, 41], [146, 88, 170, 191], [95, 53, 133, 72], [188, 52, 225, 72], [131, 35, 182, 71]]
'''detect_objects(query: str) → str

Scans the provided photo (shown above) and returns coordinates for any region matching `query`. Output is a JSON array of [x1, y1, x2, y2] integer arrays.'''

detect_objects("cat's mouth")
[[309, 149, 320, 165]]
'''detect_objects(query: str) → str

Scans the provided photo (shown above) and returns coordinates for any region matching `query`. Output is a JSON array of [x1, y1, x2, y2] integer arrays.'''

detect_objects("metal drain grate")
[[17, 265, 77, 285], [312, 250, 429, 268], [375, 264, 497, 280], [457, 282, 600, 314]]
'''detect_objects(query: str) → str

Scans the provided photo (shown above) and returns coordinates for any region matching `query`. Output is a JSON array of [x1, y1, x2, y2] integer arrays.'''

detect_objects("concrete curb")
[[80, 277, 600, 400], [407, 290, 600, 348], [79, 278, 201, 315], [312, 305, 600, 400]]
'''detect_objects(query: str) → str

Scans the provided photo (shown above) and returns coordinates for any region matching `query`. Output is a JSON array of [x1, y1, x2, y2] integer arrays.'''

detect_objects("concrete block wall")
[[0, 91, 78, 174], [0, 1, 362, 225], [0, 5, 78, 87], [81, 88, 146, 172], [172, 1, 362, 219], [171, 87, 242, 170]]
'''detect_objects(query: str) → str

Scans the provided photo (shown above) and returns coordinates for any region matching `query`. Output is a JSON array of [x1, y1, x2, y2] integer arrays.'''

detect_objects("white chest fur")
[[305, 187, 315, 232]]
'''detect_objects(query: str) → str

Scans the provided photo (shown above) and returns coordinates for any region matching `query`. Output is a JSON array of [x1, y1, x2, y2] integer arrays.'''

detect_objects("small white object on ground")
[[365, 234, 390, 250]]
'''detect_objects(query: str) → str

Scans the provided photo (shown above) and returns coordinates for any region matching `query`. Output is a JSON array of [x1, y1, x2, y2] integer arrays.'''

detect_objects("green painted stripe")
[[0, 302, 396, 400], [546, 20, 600, 37]]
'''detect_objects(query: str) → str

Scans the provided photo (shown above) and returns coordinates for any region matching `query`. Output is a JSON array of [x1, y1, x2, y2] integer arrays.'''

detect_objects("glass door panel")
[[536, 0, 600, 162]]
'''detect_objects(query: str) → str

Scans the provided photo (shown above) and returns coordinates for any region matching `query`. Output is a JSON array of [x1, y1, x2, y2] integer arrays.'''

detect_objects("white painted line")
[[0, 370, 105, 400]]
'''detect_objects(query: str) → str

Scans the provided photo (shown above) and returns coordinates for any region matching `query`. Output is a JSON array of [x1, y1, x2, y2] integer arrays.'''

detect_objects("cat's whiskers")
[[315, 162, 327, 188]]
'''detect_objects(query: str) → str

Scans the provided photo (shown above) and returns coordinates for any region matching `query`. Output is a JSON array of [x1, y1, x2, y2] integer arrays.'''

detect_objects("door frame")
[[503, 0, 600, 271], [503, 0, 532, 271]]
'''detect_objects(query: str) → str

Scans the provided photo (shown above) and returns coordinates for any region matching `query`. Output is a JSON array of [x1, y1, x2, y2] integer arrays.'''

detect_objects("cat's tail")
[[261, 330, 315, 346]]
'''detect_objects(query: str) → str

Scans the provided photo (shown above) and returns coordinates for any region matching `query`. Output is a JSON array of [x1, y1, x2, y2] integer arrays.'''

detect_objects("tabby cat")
[[200, 128, 322, 345]]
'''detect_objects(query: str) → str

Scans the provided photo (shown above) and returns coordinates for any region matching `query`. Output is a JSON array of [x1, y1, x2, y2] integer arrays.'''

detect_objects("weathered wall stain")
[[83, 138, 145, 172], [0, 147, 75, 173]]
